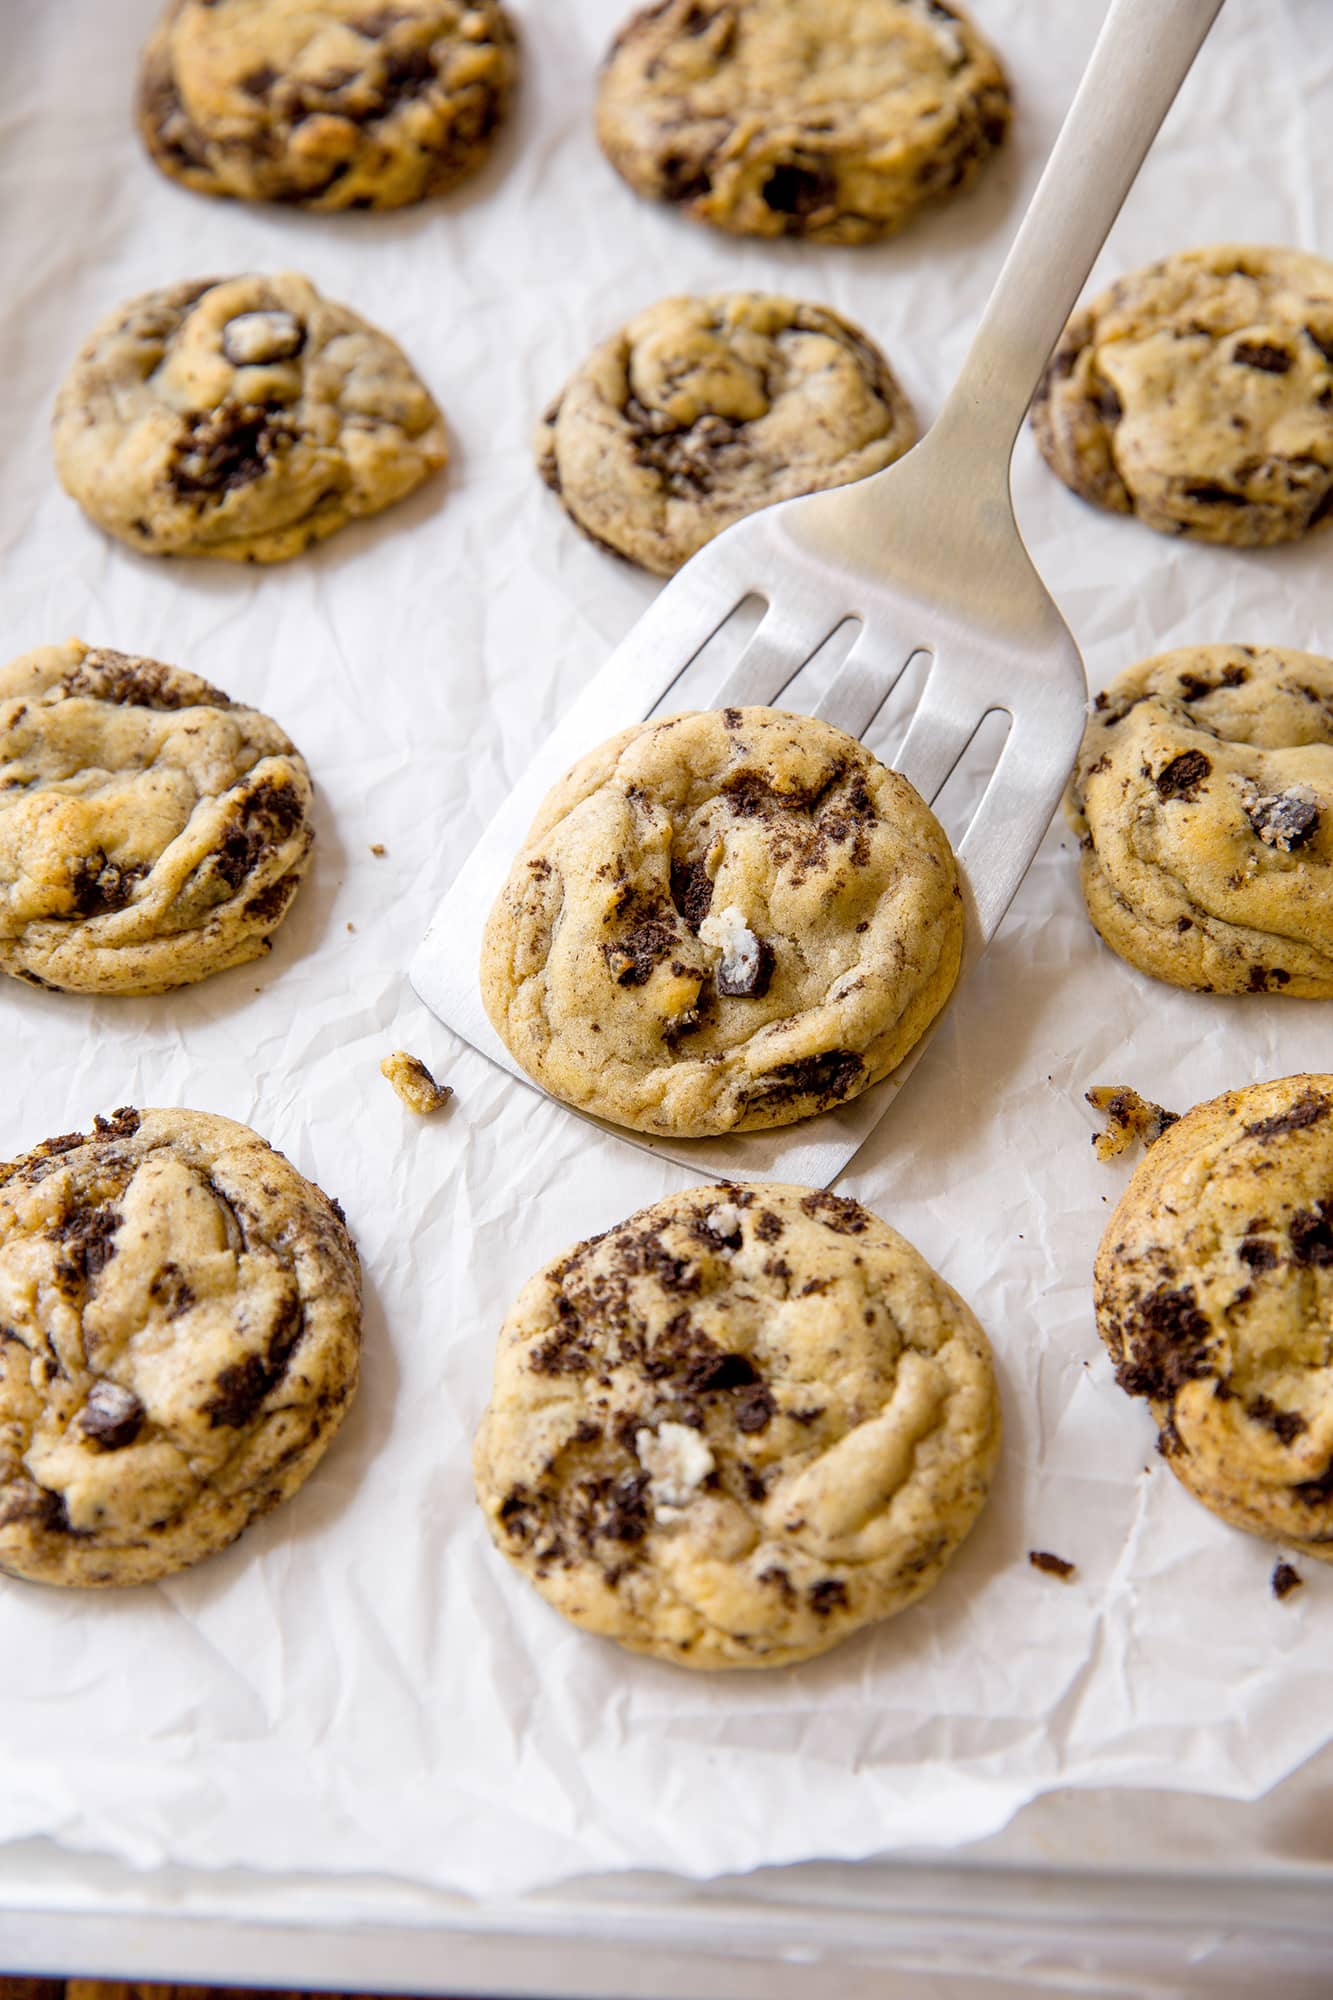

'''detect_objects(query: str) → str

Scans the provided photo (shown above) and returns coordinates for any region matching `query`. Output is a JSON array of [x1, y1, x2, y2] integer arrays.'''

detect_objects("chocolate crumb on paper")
[[381, 1050, 453, 1115], [1087, 1084, 1179, 1161], [1029, 1550, 1077, 1581], [1272, 1560, 1304, 1601]]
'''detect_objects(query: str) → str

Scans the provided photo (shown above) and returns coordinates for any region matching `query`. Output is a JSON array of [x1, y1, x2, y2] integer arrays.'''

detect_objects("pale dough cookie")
[[1, 640, 313, 997], [597, 0, 1010, 245], [0, 1107, 360, 1588], [53, 273, 447, 564], [481, 707, 963, 1138], [1095, 1073, 1333, 1563], [139, 0, 518, 211], [1032, 246, 1333, 545], [474, 1182, 1000, 1669], [1065, 644, 1333, 996], [537, 292, 917, 576]]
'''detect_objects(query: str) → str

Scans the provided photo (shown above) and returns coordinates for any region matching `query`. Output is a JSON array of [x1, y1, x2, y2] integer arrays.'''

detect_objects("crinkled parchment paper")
[[2, 0, 1333, 1906]]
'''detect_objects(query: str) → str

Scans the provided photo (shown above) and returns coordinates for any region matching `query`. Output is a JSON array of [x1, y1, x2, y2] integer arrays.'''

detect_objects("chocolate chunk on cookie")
[[1, 639, 314, 996], [138, 0, 518, 211], [537, 292, 917, 576], [597, 0, 1010, 245], [1096, 1074, 1333, 1562], [0, 1109, 360, 1588], [473, 1182, 1000, 1668], [53, 273, 447, 563], [1065, 644, 1333, 995], [1032, 246, 1333, 546], [480, 707, 963, 1138]]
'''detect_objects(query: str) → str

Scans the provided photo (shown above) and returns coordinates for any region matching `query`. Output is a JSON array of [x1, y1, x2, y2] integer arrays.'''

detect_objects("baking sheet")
[[3, 0, 1333, 1907]]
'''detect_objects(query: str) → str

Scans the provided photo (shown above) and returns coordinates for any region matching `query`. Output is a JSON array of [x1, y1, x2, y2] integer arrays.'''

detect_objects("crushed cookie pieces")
[[1086, 1084, 1179, 1161], [380, 1050, 453, 1115]]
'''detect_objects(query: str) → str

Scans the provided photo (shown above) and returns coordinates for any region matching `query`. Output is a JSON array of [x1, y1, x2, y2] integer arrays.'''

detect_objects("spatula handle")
[[933, 0, 1227, 464]]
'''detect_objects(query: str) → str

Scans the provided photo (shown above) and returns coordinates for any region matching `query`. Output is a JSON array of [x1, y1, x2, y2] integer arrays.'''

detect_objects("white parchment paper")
[[3, 0, 1333, 1905]]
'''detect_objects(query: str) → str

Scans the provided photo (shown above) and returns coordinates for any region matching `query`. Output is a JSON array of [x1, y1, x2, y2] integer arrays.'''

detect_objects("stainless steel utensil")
[[412, 0, 1227, 1187]]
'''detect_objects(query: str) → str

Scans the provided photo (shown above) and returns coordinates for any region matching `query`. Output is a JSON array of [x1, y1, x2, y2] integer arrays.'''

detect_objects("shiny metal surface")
[[412, 0, 1227, 1187]]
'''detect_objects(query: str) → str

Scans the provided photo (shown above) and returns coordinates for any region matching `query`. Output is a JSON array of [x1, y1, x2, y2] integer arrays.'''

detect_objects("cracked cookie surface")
[[474, 1182, 999, 1669], [597, 0, 1009, 245], [138, 0, 517, 210], [1032, 246, 1333, 545], [0, 1107, 361, 1588], [537, 292, 917, 576], [1065, 644, 1333, 996], [1095, 1073, 1333, 1561], [480, 707, 963, 1137], [1, 640, 314, 996], [53, 273, 447, 563]]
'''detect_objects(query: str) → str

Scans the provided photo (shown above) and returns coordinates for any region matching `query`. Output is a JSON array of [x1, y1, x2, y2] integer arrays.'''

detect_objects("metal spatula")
[[412, 0, 1226, 1187]]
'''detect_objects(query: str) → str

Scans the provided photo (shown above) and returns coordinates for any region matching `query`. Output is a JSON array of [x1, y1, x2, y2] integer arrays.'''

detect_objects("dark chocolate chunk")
[[761, 161, 837, 219], [78, 1381, 145, 1452], [734, 1386, 776, 1433], [669, 857, 714, 931], [808, 1578, 849, 1615], [1244, 1091, 1330, 1141], [1154, 750, 1211, 801], [1243, 786, 1321, 852], [1290, 1202, 1333, 1267], [799, 1190, 870, 1235], [1114, 1284, 1213, 1403], [171, 401, 296, 498], [1246, 1395, 1307, 1446], [1232, 340, 1293, 373]]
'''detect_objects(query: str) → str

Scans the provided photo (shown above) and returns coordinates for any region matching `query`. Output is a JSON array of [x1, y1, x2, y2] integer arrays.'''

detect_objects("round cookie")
[[537, 292, 918, 576], [1095, 1073, 1333, 1563], [480, 707, 964, 1137], [53, 273, 447, 563], [0, 1107, 361, 1588], [1032, 246, 1333, 546], [138, 0, 518, 211], [1, 640, 314, 997], [1065, 643, 1333, 996], [596, 0, 1010, 246], [474, 1182, 1000, 1669]]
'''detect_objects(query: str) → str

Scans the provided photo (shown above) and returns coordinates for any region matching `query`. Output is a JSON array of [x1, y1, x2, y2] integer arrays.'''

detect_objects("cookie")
[[1065, 644, 1333, 996], [52, 273, 447, 563], [1032, 246, 1333, 546], [596, 0, 1010, 245], [1, 640, 314, 997], [1095, 1073, 1333, 1563], [474, 1183, 1000, 1669], [480, 707, 963, 1137], [537, 292, 917, 576], [0, 1107, 360, 1588], [138, 0, 517, 211]]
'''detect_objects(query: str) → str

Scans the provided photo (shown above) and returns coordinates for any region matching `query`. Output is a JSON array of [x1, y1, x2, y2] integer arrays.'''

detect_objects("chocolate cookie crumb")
[[380, 1050, 453, 1115], [1272, 1559, 1304, 1600], [1087, 1084, 1179, 1161], [1029, 1550, 1076, 1580]]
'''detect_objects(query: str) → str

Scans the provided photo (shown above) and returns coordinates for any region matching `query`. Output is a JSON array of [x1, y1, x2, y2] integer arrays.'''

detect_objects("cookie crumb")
[[381, 1050, 453, 1115], [1087, 1084, 1179, 1161], [1272, 1559, 1304, 1601], [346, 922, 356, 934], [1029, 1550, 1076, 1580], [370, 843, 387, 857]]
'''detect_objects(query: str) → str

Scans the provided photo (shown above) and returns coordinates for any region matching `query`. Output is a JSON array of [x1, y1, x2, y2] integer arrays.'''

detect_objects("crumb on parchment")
[[1272, 1560, 1304, 1601], [1029, 1550, 1076, 1581], [1086, 1084, 1179, 1161], [370, 843, 387, 857], [381, 1050, 453, 1115]]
